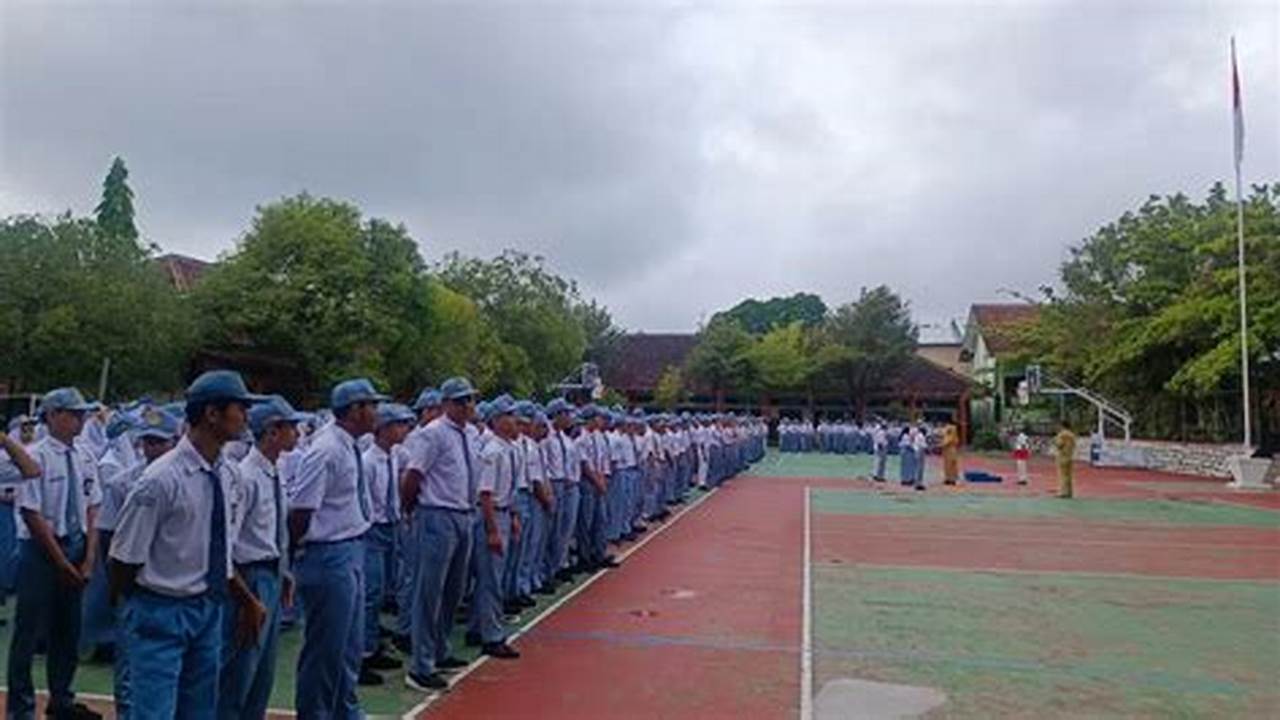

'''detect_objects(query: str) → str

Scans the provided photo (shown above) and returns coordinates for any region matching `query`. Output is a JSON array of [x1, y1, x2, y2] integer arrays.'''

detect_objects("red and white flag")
[[1232, 37, 1244, 171]]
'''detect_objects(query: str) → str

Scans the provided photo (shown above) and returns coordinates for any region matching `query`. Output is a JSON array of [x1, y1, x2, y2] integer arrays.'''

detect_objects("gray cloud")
[[2, 1, 1276, 331]]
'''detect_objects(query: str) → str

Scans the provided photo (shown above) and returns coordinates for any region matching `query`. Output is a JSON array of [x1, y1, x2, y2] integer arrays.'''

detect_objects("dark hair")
[[186, 399, 241, 427]]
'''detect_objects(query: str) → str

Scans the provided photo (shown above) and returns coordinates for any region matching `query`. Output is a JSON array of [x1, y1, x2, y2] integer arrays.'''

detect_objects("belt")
[[236, 558, 282, 573], [423, 505, 473, 514], [304, 536, 361, 547]]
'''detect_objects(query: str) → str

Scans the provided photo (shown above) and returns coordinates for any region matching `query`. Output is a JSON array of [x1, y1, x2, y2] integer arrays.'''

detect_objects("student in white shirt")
[[289, 378, 385, 714], [220, 395, 304, 720], [358, 403, 413, 681], [109, 372, 268, 720]]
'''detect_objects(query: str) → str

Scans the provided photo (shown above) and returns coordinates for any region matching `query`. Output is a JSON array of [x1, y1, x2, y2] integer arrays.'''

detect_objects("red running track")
[[422, 478, 805, 719], [814, 515, 1280, 580]]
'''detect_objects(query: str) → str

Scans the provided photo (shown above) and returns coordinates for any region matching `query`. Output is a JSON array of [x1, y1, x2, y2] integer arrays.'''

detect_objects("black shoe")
[[622, 532, 638, 542], [406, 670, 449, 692], [534, 583, 557, 596], [392, 633, 412, 654], [599, 556, 620, 568], [555, 569, 575, 582], [503, 601, 522, 615], [465, 632, 483, 647], [438, 656, 469, 670], [482, 642, 521, 659], [364, 652, 402, 671], [88, 643, 115, 664], [48, 703, 103, 720], [357, 667, 385, 686], [517, 595, 537, 608], [914, 485, 926, 492]]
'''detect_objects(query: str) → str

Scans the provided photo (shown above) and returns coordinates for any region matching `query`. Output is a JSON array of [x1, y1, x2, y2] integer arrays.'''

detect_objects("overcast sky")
[[1, 1, 1276, 333]]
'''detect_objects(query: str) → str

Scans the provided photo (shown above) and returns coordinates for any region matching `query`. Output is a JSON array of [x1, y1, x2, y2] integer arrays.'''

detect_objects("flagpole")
[[1231, 37, 1251, 450]]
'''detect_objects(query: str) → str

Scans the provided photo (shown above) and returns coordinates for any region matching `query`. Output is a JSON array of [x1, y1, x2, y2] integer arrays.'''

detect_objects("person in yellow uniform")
[[941, 421, 961, 485], [1052, 421, 1077, 498]]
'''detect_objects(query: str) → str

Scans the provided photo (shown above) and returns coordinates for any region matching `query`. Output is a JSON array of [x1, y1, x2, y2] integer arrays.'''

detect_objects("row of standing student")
[[1, 373, 765, 719], [780, 419, 965, 489]]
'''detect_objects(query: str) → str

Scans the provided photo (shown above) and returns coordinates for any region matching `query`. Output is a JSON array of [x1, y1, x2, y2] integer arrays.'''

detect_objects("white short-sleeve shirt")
[[109, 436, 235, 597], [16, 436, 101, 540], [290, 424, 373, 544], [232, 446, 287, 565], [477, 435, 519, 509], [362, 443, 401, 525]]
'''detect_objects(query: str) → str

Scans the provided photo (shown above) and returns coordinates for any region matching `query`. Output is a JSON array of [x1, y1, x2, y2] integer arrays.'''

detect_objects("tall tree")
[[193, 194, 438, 394], [653, 365, 687, 410], [575, 299, 625, 368], [0, 214, 193, 397], [1026, 183, 1280, 439], [713, 292, 828, 335], [819, 285, 918, 417], [685, 317, 758, 404], [95, 157, 139, 243], [744, 322, 816, 393], [436, 250, 588, 395]]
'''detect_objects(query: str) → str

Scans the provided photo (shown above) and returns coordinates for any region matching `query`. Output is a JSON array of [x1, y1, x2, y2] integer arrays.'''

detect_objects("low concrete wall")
[[1024, 436, 1257, 479]]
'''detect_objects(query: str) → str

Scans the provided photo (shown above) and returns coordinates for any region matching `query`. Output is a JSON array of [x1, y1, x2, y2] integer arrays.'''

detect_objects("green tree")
[[1026, 183, 1280, 439], [0, 214, 193, 397], [95, 157, 139, 243], [575, 299, 625, 367], [193, 194, 436, 394], [685, 317, 758, 404], [819, 285, 918, 416], [436, 250, 588, 395], [744, 322, 816, 393], [713, 292, 828, 335], [653, 365, 687, 410]]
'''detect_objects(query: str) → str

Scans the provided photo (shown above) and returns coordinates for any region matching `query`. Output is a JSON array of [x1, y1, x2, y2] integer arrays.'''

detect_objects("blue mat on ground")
[[964, 470, 1003, 483]]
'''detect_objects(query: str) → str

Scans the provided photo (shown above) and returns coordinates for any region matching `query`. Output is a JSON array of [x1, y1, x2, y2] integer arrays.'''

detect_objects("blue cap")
[[439, 377, 477, 401], [514, 400, 538, 420], [376, 402, 416, 429], [330, 378, 389, 410], [484, 394, 516, 421], [41, 387, 96, 415], [186, 371, 267, 407], [248, 395, 307, 436], [475, 400, 492, 420], [546, 398, 572, 416], [136, 407, 182, 440], [533, 411, 548, 425], [412, 389, 443, 411], [106, 411, 142, 440]]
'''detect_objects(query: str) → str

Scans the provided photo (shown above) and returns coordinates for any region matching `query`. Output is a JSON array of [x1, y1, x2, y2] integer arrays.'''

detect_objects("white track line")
[[801, 485, 813, 720], [401, 484, 722, 720]]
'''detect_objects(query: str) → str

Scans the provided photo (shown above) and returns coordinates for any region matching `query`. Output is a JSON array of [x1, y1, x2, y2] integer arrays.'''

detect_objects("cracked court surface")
[[2, 451, 1277, 718]]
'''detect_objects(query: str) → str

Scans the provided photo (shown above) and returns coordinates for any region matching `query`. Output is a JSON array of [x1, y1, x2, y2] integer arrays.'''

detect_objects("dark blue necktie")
[[354, 444, 371, 522], [64, 450, 81, 536], [206, 469, 228, 599], [385, 455, 398, 522], [271, 466, 287, 572], [453, 425, 473, 502], [557, 433, 568, 479]]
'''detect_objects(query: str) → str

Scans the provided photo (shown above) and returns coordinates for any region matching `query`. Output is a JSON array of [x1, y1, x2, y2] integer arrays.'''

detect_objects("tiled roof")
[[602, 333, 699, 391], [968, 303, 1040, 355], [154, 253, 211, 293]]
